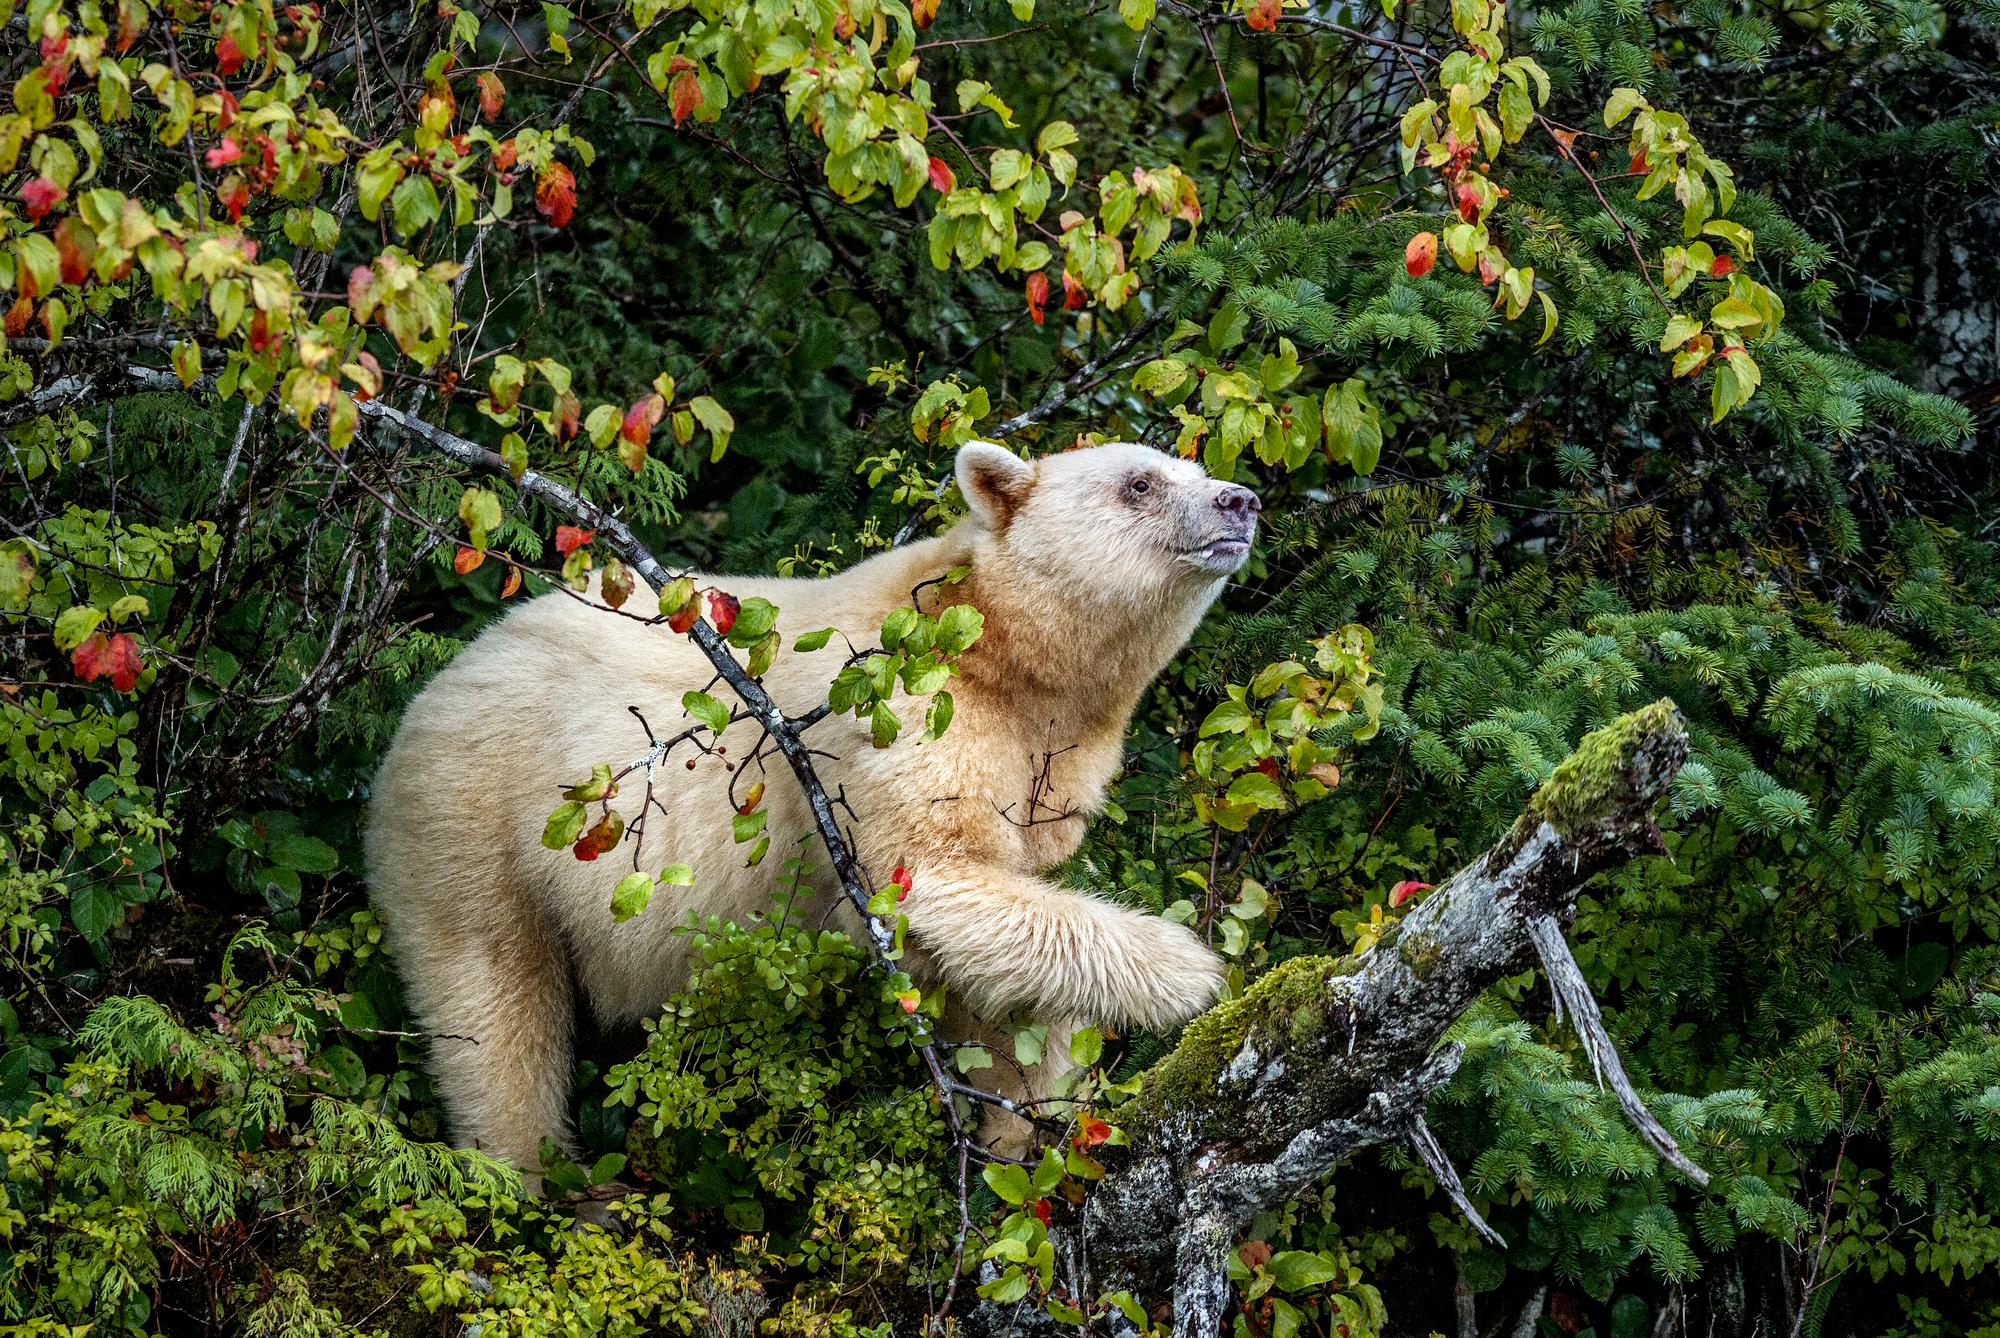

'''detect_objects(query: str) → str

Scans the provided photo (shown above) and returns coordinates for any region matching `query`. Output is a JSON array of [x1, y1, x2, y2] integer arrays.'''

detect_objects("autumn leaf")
[[205, 137, 243, 169], [1062, 270, 1087, 310], [554, 525, 595, 556], [216, 33, 247, 75], [573, 811, 625, 861], [220, 180, 250, 223], [911, 0, 939, 27], [1074, 1114, 1112, 1148], [1405, 231, 1437, 278], [621, 394, 665, 451], [602, 558, 634, 609], [890, 864, 914, 898], [668, 601, 699, 634], [668, 59, 703, 126], [55, 219, 93, 286], [927, 156, 956, 193], [536, 162, 576, 227], [476, 72, 505, 122], [21, 178, 64, 222], [1389, 879, 1433, 907], [1025, 271, 1049, 326], [72, 631, 143, 693], [453, 545, 485, 574], [1455, 183, 1480, 222], [502, 566, 523, 598], [1710, 254, 1735, 277], [707, 590, 740, 636], [1245, 0, 1281, 31]]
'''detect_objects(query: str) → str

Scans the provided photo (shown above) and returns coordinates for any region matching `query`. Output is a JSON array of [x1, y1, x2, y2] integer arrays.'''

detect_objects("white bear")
[[364, 440, 1260, 1170]]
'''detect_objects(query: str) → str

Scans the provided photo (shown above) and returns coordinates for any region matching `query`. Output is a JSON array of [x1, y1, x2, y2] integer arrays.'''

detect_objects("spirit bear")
[[365, 440, 1261, 1170]]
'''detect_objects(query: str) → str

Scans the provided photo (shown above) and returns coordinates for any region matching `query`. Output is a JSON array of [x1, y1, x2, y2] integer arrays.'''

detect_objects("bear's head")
[[952, 441, 1261, 613]]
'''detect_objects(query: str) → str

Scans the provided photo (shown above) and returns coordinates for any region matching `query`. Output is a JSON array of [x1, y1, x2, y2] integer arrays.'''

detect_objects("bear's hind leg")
[[396, 904, 578, 1177]]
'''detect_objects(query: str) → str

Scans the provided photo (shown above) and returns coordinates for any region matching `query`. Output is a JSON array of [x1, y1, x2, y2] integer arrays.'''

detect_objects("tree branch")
[[963, 701, 1697, 1337]]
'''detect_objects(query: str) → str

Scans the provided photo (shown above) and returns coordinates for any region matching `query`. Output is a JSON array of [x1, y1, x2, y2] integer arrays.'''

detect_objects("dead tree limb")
[[963, 701, 1696, 1337]]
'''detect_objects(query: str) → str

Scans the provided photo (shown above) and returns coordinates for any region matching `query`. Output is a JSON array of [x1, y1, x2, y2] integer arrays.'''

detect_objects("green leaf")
[[660, 863, 694, 886], [1604, 87, 1647, 127], [983, 1163, 1033, 1205], [1117, 0, 1155, 29], [684, 690, 731, 734], [611, 871, 656, 921], [1068, 1027, 1104, 1066], [53, 605, 104, 651], [268, 833, 339, 874], [70, 881, 122, 941], [1267, 1250, 1342, 1292], [795, 627, 837, 652], [1208, 300, 1249, 353], [542, 801, 588, 850], [936, 604, 985, 655]]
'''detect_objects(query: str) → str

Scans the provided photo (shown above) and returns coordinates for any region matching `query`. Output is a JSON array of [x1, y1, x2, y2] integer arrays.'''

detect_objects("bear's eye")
[[1129, 477, 1151, 495]]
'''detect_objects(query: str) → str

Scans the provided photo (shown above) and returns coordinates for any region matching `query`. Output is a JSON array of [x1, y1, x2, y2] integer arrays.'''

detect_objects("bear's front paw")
[[1123, 916, 1226, 1031]]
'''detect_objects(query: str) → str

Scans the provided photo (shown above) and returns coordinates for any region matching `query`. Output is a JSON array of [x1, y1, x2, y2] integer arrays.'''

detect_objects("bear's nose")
[[1215, 484, 1262, 517]]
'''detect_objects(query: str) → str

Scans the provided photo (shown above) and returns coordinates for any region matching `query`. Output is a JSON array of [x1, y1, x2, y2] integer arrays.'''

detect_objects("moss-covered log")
[[966, 701, 1693, 1338]]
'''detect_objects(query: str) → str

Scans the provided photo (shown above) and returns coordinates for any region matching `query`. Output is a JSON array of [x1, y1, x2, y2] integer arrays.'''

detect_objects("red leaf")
[[1032, 1199, 1052, 1225], [911, 0, 938, 27], [573, 812, 623, 861], [1405, 231, 1438, 278], [1710, 254, 1734, 277], [492, 138, 519, 172], [55, 218, 92, 285], [668, 601, 699, 634], [220, 180, 249, 223], [1628, 150, 1649, 176], [554, 525, 595, 556], [216, 33, 247, 75], [216, 89, 239, 129], [502, 566, 523, 597], [1061, 270, 1087, 310], [621, 393, 665, 448], [454, 545, 485, 574], [1025, 271, 1048, 326], [72, 631, 143, 693], [738, 782, 766, 816], [927, 155, 956, 193], [553, 391, 581, 441], [204, 137, 243, 169], [890, 864, 914, 895], [4, 296, 33, 338], [707, 590, 739, 636], [1455, 182, 1480, 222], [535, 161, 576, 228], [21, 178, 64, 222], [1389, 879, 1433, 908], [346, 264, 375, 314], [1478, 252, 1503, 286], [1245, 0, 1281, 31], [669, 60, 703, 126], [476, 71, 504, 122], [1074, 1114, 1111, 1148]]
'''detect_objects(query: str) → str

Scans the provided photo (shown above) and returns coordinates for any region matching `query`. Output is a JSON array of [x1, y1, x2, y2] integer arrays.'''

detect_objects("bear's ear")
[[955, 442, 1035, 529]]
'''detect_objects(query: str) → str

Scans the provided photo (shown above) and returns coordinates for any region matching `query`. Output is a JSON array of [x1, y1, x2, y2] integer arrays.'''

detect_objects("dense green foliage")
[[3, 0, 1999, 1332]]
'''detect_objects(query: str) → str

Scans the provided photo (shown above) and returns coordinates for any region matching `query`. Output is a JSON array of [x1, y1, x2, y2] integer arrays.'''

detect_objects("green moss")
[[1398, 930, 1443, 978], [1527, 699, 1680, 833], [1125, 955, 1358, 1126]]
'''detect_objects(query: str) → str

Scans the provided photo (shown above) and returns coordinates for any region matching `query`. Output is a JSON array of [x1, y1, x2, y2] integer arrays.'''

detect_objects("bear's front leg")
[[903, 862, 1226, 1033]]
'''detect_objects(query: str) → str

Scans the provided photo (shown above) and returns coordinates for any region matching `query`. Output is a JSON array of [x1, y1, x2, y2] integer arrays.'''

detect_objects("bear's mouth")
[[1181, 533, 1254, 570]]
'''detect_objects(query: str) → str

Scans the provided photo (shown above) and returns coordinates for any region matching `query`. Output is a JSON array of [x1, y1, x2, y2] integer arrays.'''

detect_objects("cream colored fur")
[[365, 441, 1260, 1170]]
